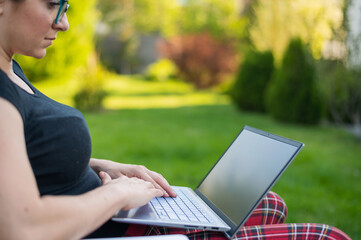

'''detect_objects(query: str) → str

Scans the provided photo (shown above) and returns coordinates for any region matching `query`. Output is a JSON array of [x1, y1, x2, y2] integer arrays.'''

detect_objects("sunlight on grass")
[[105, 75, 193, 95], [103, 75, 230, 109], [104, 93, 229, 109], [34, 74, 230, 109]]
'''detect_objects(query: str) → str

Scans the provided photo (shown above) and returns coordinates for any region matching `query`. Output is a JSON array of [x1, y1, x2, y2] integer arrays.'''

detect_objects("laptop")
[[112, 126, 304, 239]]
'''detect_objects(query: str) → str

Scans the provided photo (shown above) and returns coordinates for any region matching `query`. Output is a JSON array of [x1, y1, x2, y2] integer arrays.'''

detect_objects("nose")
[[52, 14, 69, 32]]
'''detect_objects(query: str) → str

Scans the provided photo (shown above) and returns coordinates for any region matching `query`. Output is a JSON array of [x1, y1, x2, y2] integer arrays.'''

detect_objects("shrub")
[[231, 49, 274, 112], [317, 60, 361, 138], [159, 33, 237, 89], [265, 38, 322, 124], [73, 55, 107, 112], [144, 59, 178, 82], [74, 87, 107, 112]]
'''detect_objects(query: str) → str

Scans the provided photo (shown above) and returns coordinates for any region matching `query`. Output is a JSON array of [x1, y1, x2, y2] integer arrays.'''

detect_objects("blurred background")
[[15, 0, 360, 238]]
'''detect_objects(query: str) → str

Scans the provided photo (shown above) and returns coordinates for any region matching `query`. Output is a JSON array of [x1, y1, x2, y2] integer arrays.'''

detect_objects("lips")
[[44, 38, 56, 47]]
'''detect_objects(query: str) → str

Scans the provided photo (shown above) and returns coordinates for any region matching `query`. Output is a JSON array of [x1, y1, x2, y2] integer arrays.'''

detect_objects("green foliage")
[[317, 60, 361, 134], [266, 38, 322, 124], [97, 0, 180, 73], [74, 88, 107, 112], [15, 0, 99, 81], [178, 0, 247, 40], [231, 49, 274, 112], [98, 0, 246, 39], [250, 0, 343, 61], [98, 0, 179, 36], [144, 59, 178, 82], [96, 0, 248, 73], [74, 56, 107, 112]]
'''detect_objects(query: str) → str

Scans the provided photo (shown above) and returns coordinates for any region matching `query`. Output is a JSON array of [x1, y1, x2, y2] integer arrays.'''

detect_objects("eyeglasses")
[[54, 0, 69, 24]]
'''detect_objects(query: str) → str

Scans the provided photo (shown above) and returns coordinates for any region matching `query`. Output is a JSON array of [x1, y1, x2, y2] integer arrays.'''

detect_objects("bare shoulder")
[[0, 96, 28, 172], [0, 98, 42, 239], [0, 97, 23, 128], [0, 96, 39, 197], [0, 96, 24, 152]]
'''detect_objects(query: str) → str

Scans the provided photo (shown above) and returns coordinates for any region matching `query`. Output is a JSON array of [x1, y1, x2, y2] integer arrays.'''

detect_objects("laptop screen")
[[196, 126, 302, 237]]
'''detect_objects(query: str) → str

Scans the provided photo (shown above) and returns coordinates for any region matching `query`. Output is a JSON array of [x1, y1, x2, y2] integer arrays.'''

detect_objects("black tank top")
[[0, 60, 101, 195]]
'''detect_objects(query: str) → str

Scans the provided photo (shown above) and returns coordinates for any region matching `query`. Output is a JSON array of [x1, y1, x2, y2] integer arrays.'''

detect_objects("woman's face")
[[0, 0, 69, 59]]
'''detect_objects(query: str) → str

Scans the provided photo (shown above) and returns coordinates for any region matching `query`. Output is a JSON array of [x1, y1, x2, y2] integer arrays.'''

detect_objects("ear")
[[0, 0, 4, 15]]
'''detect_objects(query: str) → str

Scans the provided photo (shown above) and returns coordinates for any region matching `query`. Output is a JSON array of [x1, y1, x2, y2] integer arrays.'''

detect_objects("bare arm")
[[0, 98, 163, 240]]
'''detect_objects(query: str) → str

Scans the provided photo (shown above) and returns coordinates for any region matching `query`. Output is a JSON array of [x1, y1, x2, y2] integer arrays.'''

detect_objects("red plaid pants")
[[124, 192, 351, 240]]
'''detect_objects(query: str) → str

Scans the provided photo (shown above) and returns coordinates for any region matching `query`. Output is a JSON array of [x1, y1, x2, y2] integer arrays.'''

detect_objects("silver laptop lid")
[[195, 126, 304, 239]]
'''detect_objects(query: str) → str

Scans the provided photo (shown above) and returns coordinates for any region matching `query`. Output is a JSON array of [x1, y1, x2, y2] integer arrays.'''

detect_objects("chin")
[[22, 49, 47, 59], [33, 51, 47, 59]]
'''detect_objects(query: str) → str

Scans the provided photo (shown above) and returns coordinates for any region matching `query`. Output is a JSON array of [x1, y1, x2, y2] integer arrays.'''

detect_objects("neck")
[[0, 46, 14, 75]]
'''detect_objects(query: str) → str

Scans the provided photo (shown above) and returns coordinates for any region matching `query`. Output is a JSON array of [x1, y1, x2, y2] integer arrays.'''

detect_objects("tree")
[[317, 0, 361, 139], [98, 0, 247, 40], [250, 0, 343, 62], [178, 0, 248, 41], [96, 0, 180, 73], [266, 38, 322, 124], [98, 0, 179, 36], [231, 49, 274, 112], [96, 0, 249, 74], [159, 33, 237, 89]]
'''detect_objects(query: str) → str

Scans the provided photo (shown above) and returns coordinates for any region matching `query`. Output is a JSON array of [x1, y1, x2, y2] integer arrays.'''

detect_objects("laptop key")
[[151, 187, 214, 224], [158, 209, 167, 216], [178, 214, 188, 221], [168, 213, 179, 220], [159, 215, 170, 220], [198, 216, 208, 223], [188, 216, 198, 222]]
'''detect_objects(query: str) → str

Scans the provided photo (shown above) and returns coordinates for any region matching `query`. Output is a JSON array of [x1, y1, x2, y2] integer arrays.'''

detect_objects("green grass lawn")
[[35, 76, 361, 239]]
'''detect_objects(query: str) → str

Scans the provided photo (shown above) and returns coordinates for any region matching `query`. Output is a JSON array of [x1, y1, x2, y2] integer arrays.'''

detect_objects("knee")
[[259, 191, 288, 224], [245, 191, 288, 226], [264, 191, 288, 223]]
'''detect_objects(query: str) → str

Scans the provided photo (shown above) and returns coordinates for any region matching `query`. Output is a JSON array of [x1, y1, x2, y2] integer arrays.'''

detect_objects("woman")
[[0, 0, 351, 239]]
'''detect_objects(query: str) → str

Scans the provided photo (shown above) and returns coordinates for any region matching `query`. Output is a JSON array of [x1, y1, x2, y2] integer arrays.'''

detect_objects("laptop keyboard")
[[150, 188, 212, 223]]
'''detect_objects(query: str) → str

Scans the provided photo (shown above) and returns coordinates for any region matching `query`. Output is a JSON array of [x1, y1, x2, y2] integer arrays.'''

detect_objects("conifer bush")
[[231, 49, 274, 112], [265, 38, 322, 124]]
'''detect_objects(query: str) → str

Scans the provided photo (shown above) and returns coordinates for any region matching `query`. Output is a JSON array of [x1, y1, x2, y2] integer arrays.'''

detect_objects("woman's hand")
[[90, 159, 177, 198], [99, 171, 163, 210]]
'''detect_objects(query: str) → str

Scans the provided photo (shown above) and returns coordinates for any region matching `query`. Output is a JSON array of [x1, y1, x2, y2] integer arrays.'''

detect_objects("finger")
[[149, 171, 177, 197], [143, 181, 163, 197], [138, 172, 169, 197], [152, 188, 164, 198], [99, 171, 112, 185], [134, 179, 163, 199]]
